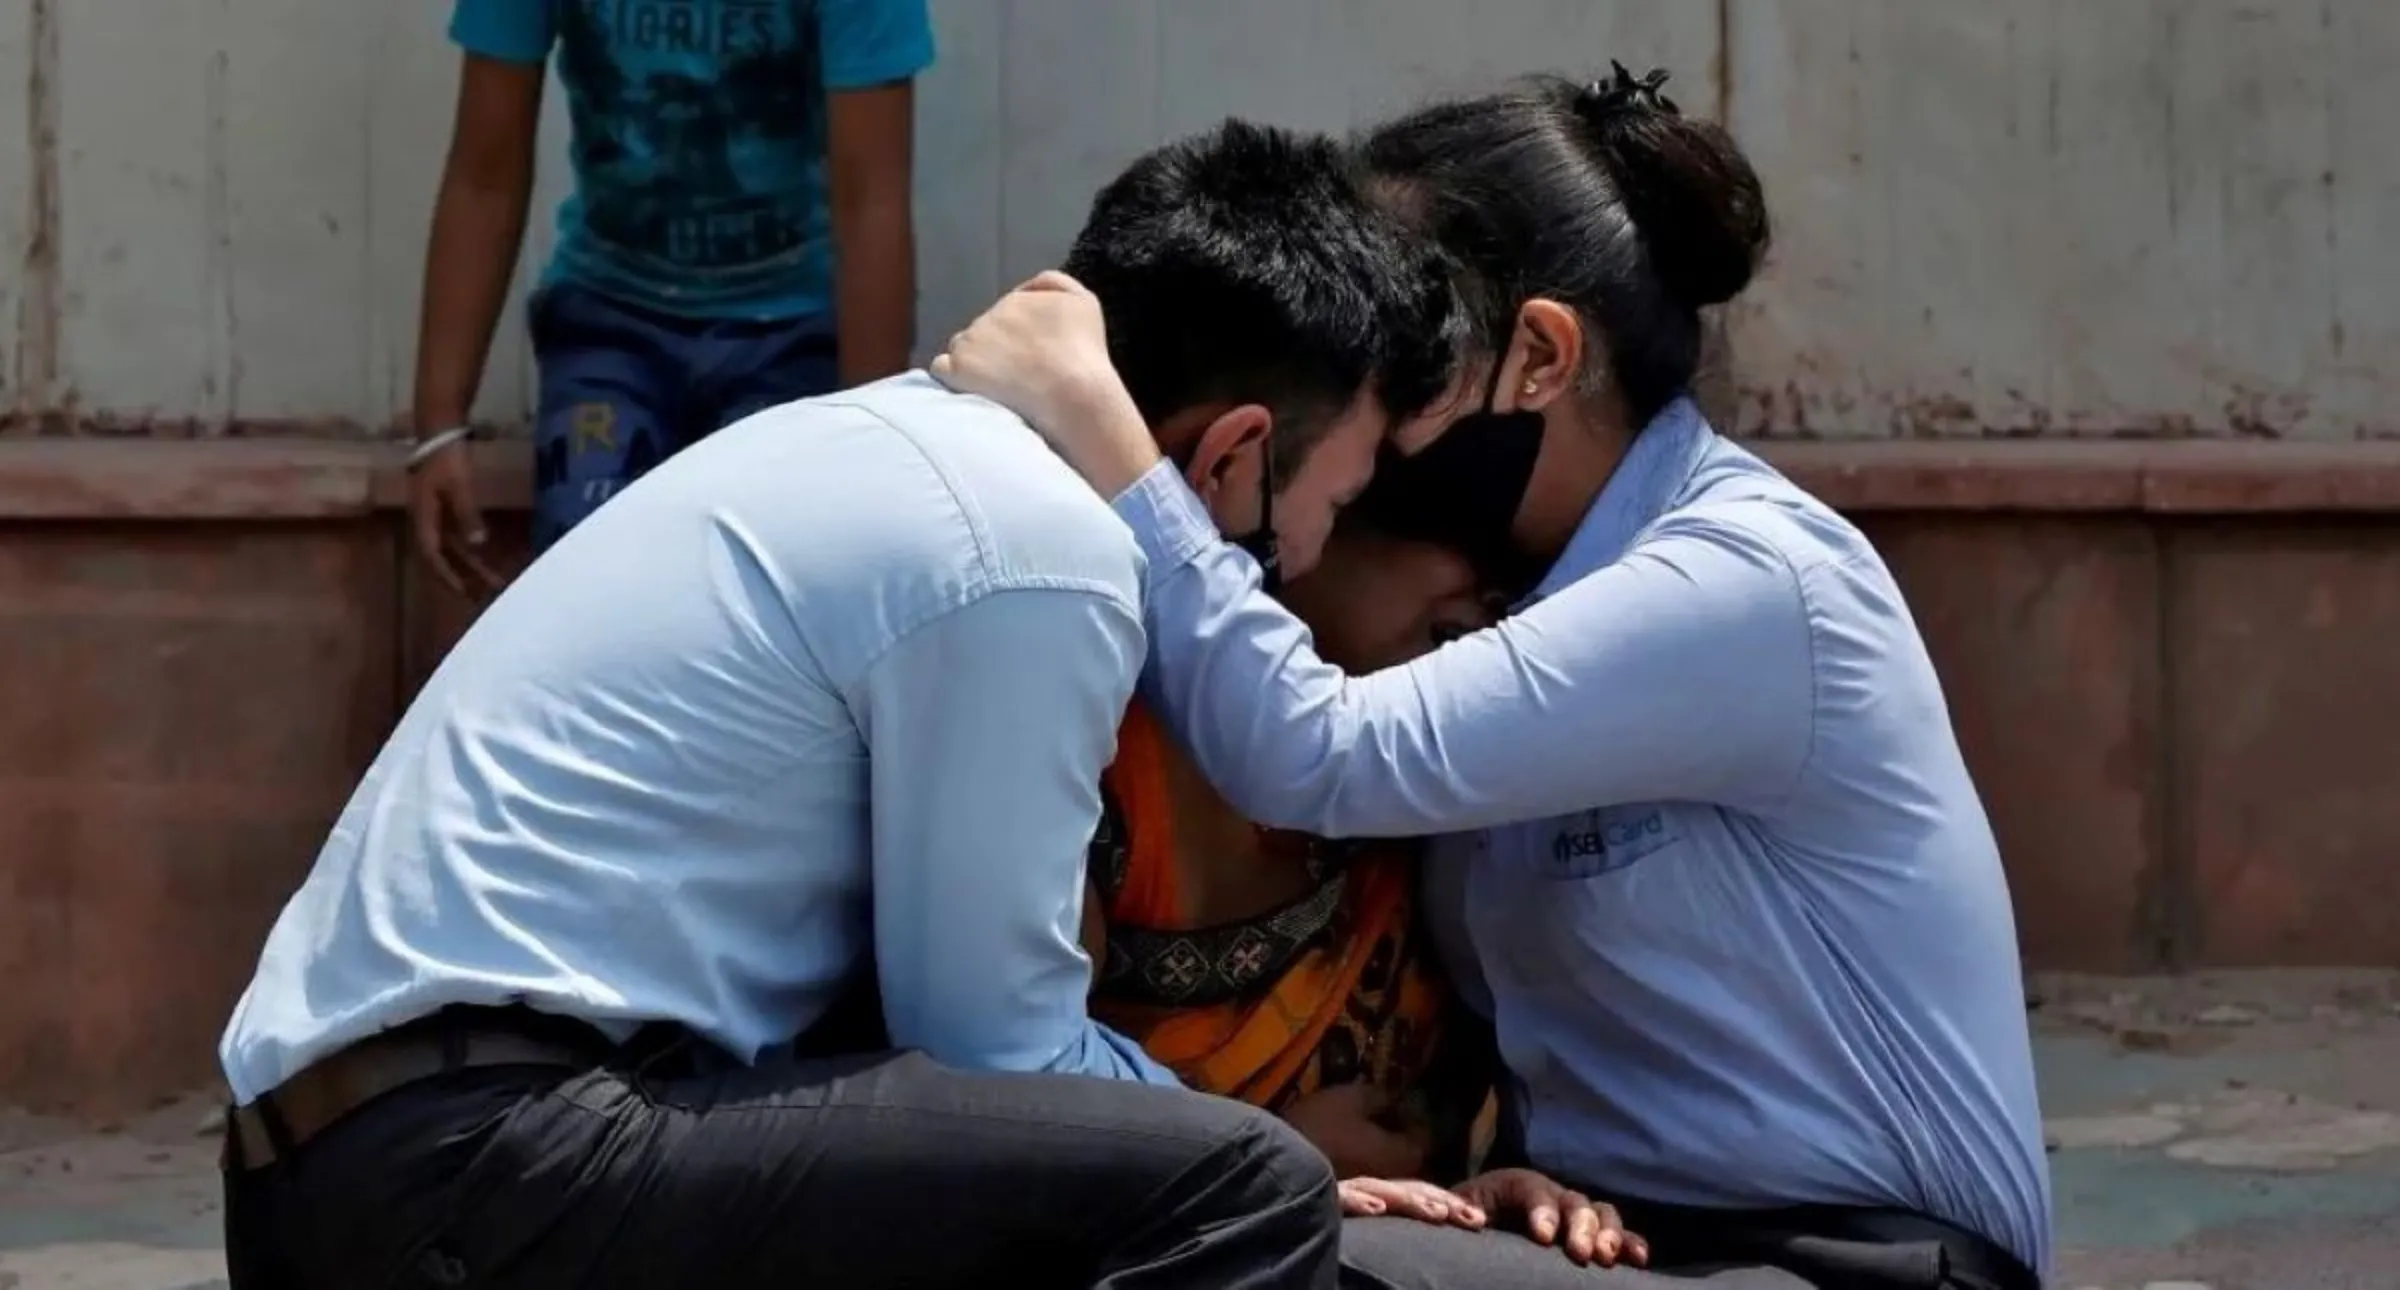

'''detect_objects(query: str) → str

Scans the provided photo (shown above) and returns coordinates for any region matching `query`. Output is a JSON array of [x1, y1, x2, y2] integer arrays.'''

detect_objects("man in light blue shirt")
[[213, 121, 1464, 1290]]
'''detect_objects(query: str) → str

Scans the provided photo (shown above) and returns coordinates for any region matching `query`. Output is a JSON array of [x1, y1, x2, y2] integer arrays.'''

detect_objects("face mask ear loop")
[[1481, 344, 1513, 415], [1252, 442, 1281, 594]]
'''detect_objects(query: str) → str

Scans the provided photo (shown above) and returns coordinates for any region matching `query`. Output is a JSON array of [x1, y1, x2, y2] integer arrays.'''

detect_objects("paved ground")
[[2029, 970, 2400, 1290], [4, 970, 2396, 1289]]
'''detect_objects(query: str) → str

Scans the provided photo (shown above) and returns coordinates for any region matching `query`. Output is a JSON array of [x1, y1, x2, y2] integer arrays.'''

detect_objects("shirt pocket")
[[1538, 806, 1686, 880]]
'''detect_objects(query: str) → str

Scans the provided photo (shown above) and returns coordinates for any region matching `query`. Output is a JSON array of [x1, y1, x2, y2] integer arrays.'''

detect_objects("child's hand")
[[1338, 1176, 1487, 1228]]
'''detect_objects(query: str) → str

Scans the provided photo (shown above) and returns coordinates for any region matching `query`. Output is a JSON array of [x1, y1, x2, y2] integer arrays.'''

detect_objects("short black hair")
[[1361, 73, 1770, 426], [1063, 120, 1462, 472]]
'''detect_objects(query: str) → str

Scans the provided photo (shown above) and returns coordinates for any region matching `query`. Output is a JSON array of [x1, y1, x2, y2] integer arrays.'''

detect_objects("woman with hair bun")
[[935, 65, 2049, 1290]]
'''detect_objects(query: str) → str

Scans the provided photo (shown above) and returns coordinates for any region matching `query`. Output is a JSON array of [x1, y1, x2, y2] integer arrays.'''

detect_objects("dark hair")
[[1359, 71, 1769, 426], [1063, 120, 1463, 472]]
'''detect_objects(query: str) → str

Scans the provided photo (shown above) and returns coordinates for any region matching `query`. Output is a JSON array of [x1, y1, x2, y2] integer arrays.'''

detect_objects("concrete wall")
[[7, 0, 2395, 439]]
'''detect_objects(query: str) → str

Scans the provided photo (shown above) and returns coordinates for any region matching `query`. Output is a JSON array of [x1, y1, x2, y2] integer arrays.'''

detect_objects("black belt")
[[227, 1008, 600, 1171], [1827, 1207, 2037, 1290], [1612, 1197, 2038, 1290]]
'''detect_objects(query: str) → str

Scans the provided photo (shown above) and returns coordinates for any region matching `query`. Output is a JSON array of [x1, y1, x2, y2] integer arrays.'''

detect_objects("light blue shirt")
[[1111, 399, 2054, 1275], [220, 373, 1179, 1102]]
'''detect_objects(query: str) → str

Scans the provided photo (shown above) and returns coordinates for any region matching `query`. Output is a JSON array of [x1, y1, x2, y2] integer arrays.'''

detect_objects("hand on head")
[[930, 270, 1168, 499], [932, 271, 1165, 489]]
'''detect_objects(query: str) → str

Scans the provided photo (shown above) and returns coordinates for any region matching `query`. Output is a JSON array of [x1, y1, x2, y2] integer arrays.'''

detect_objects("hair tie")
[[1587, 61, 1680, 118]]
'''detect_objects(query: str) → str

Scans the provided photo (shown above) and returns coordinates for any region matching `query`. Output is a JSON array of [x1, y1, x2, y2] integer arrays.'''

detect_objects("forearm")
[[1116, 463, 1432, 836], [410, 177, 531, 434], [866, 586, 1181, 1085], [832, 196, 915, 386], [877, 961, 1178, 1083], [1116, 463, 1820, 837]]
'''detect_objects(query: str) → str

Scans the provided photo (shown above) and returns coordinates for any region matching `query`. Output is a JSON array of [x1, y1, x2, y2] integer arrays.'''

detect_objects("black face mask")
[[1356, 361, 1546, 581], [1234, 444, 1282, 595], [1174, 436, 1282, 595]]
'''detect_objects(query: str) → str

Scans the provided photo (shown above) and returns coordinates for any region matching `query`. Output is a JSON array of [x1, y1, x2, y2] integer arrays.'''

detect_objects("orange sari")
[[1088, 704, 1452, 1111]]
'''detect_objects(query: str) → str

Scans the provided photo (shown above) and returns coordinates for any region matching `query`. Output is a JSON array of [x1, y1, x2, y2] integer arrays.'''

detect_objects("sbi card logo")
[[1547, 809, 1677, 878]]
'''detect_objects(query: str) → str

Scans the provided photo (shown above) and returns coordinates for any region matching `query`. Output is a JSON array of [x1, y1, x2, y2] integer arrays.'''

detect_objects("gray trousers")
[[226, 1038, 1341, 1290]]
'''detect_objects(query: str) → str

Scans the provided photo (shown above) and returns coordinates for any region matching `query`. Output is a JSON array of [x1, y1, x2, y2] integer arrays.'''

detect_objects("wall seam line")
[[11, 0, 62, 433]]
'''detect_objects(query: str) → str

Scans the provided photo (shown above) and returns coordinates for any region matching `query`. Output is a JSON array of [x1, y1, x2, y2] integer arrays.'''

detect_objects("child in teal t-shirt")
[[405, 0, 935, 582]]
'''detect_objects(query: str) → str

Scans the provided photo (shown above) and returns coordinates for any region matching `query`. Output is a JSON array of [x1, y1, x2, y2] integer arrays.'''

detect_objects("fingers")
[[412, 496, 465, 597], [444, 472, 489, 547], [1458, 1169, 1643, 1268], [928, 328, 988, 395], [1560, 1193, 1602, 1264], [1337, 1180, 1389, 1218], [411, 460, 503, 599], [1520, 1186, 1600, 1262], [1019, 268, 1092, 297], [1338, 1179, 1486, 1229], [1591, 1202, 1637, 1266], [1553, 1194, 1636, 1268], [1527, 1197, 1562, 1246], [455, 543, 503, 595], [1428, 1182, 1488, 1229], [442, 484, 502, 594], [1379, 1179, 1480, 1229]]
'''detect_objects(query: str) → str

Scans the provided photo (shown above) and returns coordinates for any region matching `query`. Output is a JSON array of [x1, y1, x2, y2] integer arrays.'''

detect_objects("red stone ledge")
[[1762, 440, 2400, 514], [8, 437, 2400, 520]]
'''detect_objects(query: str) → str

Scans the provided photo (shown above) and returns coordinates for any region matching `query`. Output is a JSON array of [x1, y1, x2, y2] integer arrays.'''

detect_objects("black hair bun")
[[1567, 68, 1770, 309]]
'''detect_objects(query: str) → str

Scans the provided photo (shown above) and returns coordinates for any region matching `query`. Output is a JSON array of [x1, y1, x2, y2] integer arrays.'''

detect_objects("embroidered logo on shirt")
[[1546, 808, 1680, 878]]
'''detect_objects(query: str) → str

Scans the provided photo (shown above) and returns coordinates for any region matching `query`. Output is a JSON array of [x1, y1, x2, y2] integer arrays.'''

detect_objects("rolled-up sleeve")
[[1112, 464, 1818, 839], [857, 584, 1181, 1085], [448, 0, 554, 64], [818, 0, 936, 90]]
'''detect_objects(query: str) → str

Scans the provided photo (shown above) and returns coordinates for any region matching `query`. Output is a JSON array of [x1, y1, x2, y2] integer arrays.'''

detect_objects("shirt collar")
[[1522, 397, 1715, 605]]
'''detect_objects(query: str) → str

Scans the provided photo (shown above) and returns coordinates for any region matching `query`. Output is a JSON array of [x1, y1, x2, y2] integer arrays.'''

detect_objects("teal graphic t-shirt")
[[450, 0, 935, 321]]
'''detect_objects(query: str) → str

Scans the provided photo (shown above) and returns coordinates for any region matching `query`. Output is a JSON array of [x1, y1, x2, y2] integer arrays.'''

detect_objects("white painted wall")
[[3, 0, 2394, 439], [1728, 1, 2400, 438]]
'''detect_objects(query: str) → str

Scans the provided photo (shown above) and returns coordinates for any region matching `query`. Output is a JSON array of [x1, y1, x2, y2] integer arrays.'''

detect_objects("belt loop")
[[221, 1106, 247, 1171], [253, 1094, 301, 1162], [623, 1022, 697, 1082]]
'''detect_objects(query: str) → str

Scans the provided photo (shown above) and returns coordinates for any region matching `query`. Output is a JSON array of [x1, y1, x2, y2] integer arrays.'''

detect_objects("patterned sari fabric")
[[1087, 704, 1455, 1114]]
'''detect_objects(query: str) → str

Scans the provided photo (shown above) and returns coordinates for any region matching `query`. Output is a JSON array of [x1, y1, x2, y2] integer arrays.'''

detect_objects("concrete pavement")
[[2033, 970, 2400, 1290], [5, 969, 2397, 1289]]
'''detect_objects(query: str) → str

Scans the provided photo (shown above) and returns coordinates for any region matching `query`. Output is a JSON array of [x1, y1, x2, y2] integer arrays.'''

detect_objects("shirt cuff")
[[1110, 461, 1219, 581]]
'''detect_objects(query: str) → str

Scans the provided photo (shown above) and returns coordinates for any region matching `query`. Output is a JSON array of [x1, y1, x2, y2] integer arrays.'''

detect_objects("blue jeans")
[[528, 283, 840, 552]]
